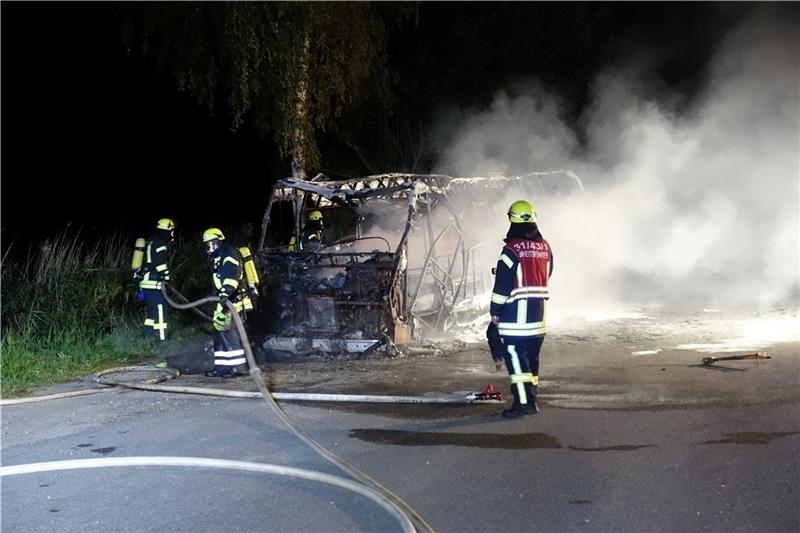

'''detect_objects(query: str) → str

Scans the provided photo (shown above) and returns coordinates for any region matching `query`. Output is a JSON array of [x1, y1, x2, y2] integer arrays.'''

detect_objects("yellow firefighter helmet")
[[507, 200, 536, 223], [308, 210, 323, 221], [156, 218, 176, 231], [202, 227, 225, 243]]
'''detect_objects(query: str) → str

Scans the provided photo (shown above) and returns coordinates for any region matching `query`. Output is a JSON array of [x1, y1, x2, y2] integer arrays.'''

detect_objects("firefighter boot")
[[230, 363, 249, 376], [205, 364, 248, 379], [205, 369, 238, 379], [502, 404, 538, 419], [528, 383, 540, 413], [502, 383, 538, 419]]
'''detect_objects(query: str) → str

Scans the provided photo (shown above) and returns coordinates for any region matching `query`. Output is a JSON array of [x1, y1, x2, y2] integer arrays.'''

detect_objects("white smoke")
[[434, 7, 800, 320]]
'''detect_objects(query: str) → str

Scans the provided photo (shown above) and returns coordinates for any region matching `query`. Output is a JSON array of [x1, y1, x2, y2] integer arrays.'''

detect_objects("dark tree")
[[120, 3, 392, 175]]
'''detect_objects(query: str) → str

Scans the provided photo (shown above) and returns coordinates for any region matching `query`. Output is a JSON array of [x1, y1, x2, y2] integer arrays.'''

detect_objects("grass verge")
[[1, 228, 209, 398]]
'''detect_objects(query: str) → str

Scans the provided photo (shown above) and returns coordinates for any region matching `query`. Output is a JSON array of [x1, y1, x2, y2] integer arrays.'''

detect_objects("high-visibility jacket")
[[211, 243, 251, 313], [490, 238, 553, 337], [300, 221, 324, 251], [138, 235, 171, 290], [287, 223, 323, 251]]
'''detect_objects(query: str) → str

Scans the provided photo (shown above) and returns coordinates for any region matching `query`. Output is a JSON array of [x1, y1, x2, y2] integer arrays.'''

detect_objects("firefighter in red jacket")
[[489, 200, 553, 419]]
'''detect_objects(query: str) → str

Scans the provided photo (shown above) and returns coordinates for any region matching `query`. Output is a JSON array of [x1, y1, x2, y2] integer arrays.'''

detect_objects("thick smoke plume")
[[434, 8, 799, 319]]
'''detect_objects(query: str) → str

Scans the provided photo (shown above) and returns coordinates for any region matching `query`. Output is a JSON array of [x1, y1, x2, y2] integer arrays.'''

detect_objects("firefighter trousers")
[[213, 326, 248, 375], [143, 288, 169, 341], [502, 336, 544, 408]]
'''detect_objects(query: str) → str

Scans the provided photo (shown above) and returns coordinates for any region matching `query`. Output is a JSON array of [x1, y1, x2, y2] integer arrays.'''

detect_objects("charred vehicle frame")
[[254, 172, 582, 355]]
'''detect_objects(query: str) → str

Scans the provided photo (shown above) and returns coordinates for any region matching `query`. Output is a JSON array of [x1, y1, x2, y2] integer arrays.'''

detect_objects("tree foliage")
[[120, 3, 390, 172]]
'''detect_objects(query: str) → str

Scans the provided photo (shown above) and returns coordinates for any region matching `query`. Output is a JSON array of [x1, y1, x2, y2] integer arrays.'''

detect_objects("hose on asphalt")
[[162, 284, 437, 533], [0, 366, 181, 406], [227, 295, 435, 533], [0, 457, 415, 533], [95, 365, 181, 384], [1, 286, 437, 531], [0, 388, 112, 405], [1, 372, 499, 406], [92, 378, 497, 404]]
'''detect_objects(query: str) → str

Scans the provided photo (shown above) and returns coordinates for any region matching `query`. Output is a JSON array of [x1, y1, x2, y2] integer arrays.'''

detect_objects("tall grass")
[[0, 228, 202, 397]]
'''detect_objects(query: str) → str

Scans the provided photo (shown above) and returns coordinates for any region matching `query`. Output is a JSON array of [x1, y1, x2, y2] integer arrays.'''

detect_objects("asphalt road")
[[2, 310, 799, 532]]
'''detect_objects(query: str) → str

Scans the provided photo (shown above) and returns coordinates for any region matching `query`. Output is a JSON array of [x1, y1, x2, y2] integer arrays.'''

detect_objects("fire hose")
[[1, 457, 415, 533], [158, 285, 436, 533], [0, 286, 434, 533]]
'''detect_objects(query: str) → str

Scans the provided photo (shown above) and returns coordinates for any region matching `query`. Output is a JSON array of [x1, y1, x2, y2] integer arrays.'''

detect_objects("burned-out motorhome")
[[254, 172, 582, 355]]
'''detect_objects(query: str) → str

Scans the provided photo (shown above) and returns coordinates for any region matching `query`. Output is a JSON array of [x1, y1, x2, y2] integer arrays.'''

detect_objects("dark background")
[[1, 2, 757, 249], [2, 2, 273, 247]]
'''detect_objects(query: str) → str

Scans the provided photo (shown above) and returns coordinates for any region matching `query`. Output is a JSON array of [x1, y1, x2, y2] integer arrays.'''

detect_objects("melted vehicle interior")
[[254, 172, 582, 354]]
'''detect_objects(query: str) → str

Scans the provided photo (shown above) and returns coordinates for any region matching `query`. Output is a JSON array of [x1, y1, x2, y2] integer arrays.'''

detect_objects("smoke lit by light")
[[434, 8, 800, 321]]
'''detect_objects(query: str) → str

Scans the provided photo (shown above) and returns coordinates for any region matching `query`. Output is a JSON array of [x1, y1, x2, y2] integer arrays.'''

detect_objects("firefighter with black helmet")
[[133, 218, 175, 341], [202, 227, 249, 378], [490, 200, 554, 419]]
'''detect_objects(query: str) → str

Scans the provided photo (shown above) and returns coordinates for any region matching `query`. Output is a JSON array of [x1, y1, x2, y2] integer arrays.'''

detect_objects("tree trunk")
[[291, 30, 311, 180]]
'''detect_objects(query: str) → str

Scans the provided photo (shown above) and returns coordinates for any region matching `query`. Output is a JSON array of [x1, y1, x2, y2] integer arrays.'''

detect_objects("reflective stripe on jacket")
[[212, 243, 245, 307], [490, 238, 553, 337], [139, 237, 170, 290]]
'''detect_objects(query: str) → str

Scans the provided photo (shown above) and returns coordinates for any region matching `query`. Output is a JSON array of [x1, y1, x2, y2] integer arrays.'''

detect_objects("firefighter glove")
[[486, 322, 505, 362], [213, 304, 230, 331]]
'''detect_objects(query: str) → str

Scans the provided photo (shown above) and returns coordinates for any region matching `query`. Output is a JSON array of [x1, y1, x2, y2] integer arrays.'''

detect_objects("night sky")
[[2, 2, 275, 247], [0, 2, 765, 249]]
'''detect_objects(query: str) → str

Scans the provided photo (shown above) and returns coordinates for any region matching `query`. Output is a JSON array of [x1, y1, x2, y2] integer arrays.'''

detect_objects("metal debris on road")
[[701, 352, 770, 365]]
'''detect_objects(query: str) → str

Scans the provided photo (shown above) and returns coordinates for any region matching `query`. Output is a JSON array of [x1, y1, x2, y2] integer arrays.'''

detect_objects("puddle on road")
[[90, 447, 117, 454], [567, 444, 655, 452], [350, 429, 653, 452], [701, 431, 799, 445], [350, 429, 561, 449]]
